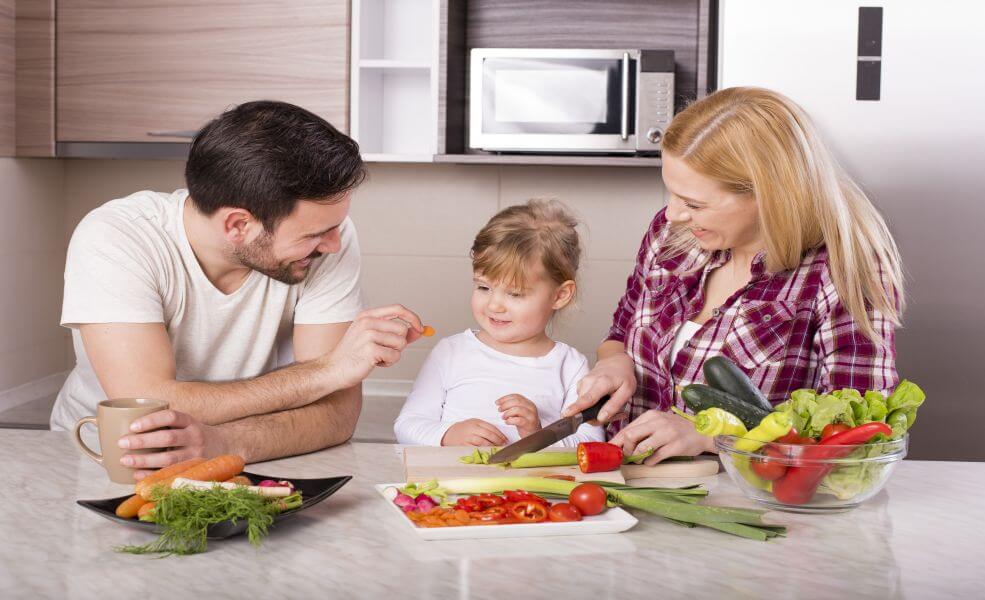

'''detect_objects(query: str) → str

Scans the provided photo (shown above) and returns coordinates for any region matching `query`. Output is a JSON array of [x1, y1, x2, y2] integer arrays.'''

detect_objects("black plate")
[[77, 472, 352, 539]]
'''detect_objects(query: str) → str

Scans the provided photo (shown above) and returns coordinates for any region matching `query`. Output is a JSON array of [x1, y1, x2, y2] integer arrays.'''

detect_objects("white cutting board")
[[403, 446, 719, 483]]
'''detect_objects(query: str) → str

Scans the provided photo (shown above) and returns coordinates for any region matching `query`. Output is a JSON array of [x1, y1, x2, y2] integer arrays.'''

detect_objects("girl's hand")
[[563, 349, 637, 423], [609, 410, 716, 464], [496, 394, 541, 438], [441, 418, 509, 447]]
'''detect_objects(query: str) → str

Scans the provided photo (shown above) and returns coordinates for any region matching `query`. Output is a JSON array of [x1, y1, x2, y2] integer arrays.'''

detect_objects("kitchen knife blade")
[[486, 396, 608, 464]]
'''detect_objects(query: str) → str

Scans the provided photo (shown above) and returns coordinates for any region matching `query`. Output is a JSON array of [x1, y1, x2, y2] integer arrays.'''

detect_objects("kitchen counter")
[[1, 430, 981, 598]]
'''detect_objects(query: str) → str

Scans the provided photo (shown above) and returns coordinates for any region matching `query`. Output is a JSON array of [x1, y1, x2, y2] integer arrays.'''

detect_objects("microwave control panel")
[[636, 50, 675, 152]]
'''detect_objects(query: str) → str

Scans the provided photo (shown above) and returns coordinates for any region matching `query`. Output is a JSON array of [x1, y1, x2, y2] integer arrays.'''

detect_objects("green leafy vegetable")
[[116, 486, 302, 556]]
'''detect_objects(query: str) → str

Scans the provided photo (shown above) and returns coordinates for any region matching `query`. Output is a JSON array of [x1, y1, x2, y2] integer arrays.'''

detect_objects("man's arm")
[[80, 323, 342, 425]]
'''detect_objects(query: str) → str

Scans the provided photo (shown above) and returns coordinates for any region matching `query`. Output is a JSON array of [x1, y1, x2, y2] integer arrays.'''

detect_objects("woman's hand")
[[609, 410, 716, 464], [562, 343, 637, 423], [441, 419, 509, 447], [117, 410, 229, 480], [496, 394, 541, 438]]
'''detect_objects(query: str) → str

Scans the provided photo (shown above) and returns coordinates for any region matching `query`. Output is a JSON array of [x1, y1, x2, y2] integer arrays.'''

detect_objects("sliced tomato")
[[503, 490, 550, 506], [548, 503, 583, 522], [510, 500, 549, 523]]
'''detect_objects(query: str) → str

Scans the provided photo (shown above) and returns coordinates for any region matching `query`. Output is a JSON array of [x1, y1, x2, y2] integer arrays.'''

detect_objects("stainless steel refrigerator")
[[718, 0, 985, 460]]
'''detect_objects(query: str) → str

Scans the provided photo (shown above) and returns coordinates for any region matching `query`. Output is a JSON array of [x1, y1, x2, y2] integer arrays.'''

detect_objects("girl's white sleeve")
[[393, 342, 454, 446], [557, 356, 607, 447]]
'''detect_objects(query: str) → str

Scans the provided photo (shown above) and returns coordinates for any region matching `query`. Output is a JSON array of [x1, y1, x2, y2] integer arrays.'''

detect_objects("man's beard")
[[233, 231, 320, 285]]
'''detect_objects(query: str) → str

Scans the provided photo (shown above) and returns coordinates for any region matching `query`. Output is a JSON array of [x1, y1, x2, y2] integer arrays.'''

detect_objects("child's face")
[[471, 266, 574, 345]]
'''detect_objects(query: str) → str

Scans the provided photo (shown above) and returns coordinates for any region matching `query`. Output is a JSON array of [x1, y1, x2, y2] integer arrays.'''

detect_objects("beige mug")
[[73, 398, 169, 484]]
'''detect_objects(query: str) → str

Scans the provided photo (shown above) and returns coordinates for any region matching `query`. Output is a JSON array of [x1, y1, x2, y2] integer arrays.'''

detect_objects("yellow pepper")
[[693, 408, 748, 437]]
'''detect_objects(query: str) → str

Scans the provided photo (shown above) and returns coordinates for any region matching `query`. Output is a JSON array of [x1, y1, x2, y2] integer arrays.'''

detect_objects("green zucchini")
[[703, 356, 773, 412], [681, 384, 770, 429]]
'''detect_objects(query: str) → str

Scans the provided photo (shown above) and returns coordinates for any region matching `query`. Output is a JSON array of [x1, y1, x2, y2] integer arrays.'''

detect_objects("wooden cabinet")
[[56, 0, 350, 143], [1, 0, 13, 154]]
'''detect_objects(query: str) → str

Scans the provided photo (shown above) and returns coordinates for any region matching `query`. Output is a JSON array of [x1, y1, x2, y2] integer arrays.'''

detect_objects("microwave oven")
[[469, 48, 675, 154]]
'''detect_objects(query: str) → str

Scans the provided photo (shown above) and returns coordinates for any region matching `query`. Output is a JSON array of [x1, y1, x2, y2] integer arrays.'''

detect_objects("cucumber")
[[702, 356, 774, 413], [681, 384, 770, 429]]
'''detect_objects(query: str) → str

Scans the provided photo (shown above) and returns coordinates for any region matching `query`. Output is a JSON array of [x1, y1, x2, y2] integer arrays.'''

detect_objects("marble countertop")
[[2, 430, 982, 599]]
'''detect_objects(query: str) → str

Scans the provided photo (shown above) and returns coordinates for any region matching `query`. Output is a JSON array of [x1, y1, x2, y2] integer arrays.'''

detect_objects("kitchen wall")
[[0, 158, 68, 400], [60, 159, 666, 383]]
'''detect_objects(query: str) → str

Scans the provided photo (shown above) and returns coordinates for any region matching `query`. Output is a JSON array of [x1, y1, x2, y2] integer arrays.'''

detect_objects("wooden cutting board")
[[403, 447, 719, 483]]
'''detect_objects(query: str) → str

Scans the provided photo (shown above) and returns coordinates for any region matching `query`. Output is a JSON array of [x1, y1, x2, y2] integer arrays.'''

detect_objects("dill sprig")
[[116, 487, 303, 556]]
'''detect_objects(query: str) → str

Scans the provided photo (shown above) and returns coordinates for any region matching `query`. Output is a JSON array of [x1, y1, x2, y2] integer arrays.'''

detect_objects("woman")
[[563, 87, 904, 464]]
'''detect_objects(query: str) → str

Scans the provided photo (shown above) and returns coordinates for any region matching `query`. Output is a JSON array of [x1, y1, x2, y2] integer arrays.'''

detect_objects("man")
[[51, 100, 424, 479]]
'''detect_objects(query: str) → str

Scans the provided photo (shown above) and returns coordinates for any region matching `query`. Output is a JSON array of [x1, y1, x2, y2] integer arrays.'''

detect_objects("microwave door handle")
[[620, 52, 630, 141]]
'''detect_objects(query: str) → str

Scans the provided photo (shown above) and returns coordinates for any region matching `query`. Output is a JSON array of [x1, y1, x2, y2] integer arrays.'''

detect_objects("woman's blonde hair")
[[471, 198, 581, 297], [661, 86, 903, 341]]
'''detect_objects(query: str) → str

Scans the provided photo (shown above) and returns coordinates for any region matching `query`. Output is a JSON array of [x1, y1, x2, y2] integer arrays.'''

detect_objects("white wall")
[[57, 160, 666, 381], [0, 158, 68, 397]]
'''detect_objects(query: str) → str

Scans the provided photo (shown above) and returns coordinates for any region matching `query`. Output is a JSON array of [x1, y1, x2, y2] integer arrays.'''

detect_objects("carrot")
[[134, 457, 207, 501], [115, 494, 149, 519], [137, 501, 156, 520], [224, 475, 252, 486], [174, 455, 245, 484], [422, 325, 436, 337]]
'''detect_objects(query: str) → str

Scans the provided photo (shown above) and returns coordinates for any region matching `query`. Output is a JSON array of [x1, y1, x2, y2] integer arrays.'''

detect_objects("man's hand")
[[496, 394, 541, 438], [320, 304, 425, 390], [441, 419, 509, 447], [116, 410, 228, 480]]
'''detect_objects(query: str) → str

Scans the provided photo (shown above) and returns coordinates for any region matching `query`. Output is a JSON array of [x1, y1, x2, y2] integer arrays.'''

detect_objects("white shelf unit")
[[350, 0, 440, 162]]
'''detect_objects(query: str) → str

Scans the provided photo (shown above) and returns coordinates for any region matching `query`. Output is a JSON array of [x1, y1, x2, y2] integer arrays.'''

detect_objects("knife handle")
[[579, 395, 610, 423]]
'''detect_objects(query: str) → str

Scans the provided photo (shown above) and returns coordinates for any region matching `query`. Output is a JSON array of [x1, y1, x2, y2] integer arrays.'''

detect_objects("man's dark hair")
[[185, 100, 366, 231]]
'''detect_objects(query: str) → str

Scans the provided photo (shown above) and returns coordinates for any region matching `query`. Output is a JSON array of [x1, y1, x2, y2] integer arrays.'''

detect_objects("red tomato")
[[568, 483, 607, 516], [548, 503, 583, 522], [510, 500, 549, 523], [821, 423, 852, 440], [750, 446, 788, 481], [777, 429, 818, 445], [503, 490, 550, 506]]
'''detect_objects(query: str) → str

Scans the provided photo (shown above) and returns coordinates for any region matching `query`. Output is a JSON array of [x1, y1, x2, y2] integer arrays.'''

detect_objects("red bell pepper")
[[772, 422, 892, 505], [576, 442, 624, 473]]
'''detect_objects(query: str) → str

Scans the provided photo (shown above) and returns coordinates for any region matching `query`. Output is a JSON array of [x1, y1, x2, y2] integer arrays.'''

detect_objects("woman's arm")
[[814, 292, 899, 395]]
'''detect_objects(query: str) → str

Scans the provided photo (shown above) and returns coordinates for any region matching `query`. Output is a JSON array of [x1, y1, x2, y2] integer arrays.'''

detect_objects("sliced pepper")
[[576, 442, 624, 473]]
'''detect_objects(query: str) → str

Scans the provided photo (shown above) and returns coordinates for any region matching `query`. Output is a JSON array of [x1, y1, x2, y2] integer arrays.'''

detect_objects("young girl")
[[394, 199, 605, 447]]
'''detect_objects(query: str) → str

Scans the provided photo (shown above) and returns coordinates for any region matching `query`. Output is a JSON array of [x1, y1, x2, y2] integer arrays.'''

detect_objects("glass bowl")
[[715, 434, 907, 513]]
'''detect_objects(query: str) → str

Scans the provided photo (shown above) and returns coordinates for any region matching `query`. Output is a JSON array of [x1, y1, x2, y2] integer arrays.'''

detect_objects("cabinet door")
[[57, 0, 349, 142]]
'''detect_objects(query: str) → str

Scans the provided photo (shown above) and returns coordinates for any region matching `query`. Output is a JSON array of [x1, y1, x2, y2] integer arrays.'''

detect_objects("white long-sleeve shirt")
[[394, 329, 605, 446]]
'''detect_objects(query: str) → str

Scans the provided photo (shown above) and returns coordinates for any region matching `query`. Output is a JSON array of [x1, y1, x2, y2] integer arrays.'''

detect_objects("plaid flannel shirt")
[[606, 209, 898, 436]]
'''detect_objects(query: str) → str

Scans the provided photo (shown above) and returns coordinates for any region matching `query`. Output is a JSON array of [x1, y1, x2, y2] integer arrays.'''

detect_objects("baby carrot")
[[115, 494, 149, 519], [175, 455, 246, 484], [134, 457, 206, 500], [422, 325, 435, 337], [137, 501, 156, 521]]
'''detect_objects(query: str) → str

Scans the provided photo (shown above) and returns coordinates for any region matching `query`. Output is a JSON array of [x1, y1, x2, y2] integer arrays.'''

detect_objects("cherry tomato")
[[548, 503, 583, 522], [821, 423, 852, 440], [750, 445, 788, 481], [503, 490, 550, 506], [568, 483, 607, 516], [510, 500, 549, 523]]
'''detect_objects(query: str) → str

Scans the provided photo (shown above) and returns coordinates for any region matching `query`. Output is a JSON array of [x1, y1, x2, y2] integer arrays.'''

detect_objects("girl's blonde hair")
[[661, 86, 904, 341], [471, 199, 581, 295]]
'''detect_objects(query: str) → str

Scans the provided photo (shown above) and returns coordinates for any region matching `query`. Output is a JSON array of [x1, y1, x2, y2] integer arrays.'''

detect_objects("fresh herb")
[[116, 486, 302, 556]]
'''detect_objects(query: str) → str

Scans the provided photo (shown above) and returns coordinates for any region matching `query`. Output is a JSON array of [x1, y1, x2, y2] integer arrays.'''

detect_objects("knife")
[[486, 395, 609, 464]]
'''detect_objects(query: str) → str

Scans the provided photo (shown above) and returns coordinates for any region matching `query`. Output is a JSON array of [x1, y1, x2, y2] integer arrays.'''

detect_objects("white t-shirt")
[[394, 329, 605, 446], [50, 189, 365, 431]]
